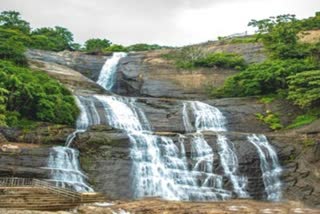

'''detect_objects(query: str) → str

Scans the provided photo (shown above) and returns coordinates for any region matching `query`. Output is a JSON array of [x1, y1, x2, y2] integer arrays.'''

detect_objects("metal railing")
[[0, 177, 82, 202]]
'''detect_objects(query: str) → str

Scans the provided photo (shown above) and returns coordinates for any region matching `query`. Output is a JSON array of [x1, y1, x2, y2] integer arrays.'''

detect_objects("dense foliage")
[[30, 26, 74, 51], [0, 32, 27, 65], [0, 11, 79, 127], [84, 38, 111, 53], [0, 60, 79, 126], [287, 70, 320, 108], [212, 59, 317, 97]]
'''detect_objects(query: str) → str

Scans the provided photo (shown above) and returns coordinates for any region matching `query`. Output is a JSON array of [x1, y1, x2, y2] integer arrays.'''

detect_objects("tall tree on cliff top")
[[0, 10, 31, 34]]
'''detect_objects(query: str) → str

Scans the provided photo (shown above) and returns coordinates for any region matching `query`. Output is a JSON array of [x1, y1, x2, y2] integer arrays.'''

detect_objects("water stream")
[[247, 134, 282, 201]]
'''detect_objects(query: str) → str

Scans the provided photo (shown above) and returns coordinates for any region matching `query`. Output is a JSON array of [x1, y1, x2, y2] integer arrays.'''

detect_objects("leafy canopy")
[[84, 38, 111, 53], [0, 60, 79, 126], [0, 10, 30, 34]]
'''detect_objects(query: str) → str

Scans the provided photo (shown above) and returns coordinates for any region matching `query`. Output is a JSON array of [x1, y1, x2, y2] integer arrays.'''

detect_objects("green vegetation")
[[287, 114, 317, 129], [0, 11, 76, 52], [162, 47, 246, 70], [212, 59, 317, 97], [256, 111, 283, 130], [30, 26, 74, 51], [259, 96, 276, 104], [126, 43, 166, 52], [84, 38, 111, 53], [209, 13, 320, 130], [0, 61, 79, 127], [287, 70, 320, 108], [218, 35, 258, 44], [195, 52, 246, 70], [211, 13, 320, 125]]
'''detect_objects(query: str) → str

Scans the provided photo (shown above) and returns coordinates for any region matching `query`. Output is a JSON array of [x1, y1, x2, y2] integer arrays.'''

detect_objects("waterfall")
[[94, 95, 233, 200], [65, 96, 100, 147], [47, 96, 100, 192], [247, 134, 282, 201], [97, 52, 127, 90], [183, 101, 249, 198], [45, 146, 93, 192]]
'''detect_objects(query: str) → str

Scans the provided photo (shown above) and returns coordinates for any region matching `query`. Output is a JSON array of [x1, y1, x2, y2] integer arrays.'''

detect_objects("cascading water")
[[45, 146, 93, 192], [65, 96, 100, 147], [183, 101, 249, 198], [97, 52, 127, 91], [46, 96, 100, 192], [247, 134, 282, 201], [93, 95, 232, 200]]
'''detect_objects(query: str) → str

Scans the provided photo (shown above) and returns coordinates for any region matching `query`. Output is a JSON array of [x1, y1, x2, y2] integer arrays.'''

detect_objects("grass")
[[287, 114, 317, 129]]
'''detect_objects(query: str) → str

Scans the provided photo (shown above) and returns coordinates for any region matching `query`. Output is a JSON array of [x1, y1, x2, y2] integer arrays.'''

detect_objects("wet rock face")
[[75, 129, 134, 199], [26, 49, 108, 81], [135, 97, 270, 134]]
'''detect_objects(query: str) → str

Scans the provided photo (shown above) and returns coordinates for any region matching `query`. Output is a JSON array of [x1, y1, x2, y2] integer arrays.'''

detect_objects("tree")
[[0, 38, 27, 65], [248, 14, 309, 59], [0, 11, 30, 34], [31, 26, 74, 51], [84, 38, 111, 53]]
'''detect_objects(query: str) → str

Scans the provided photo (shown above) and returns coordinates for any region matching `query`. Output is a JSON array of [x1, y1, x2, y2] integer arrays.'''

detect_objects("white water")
[[48, 95, 100, 192], [247, 134, 282, 201], [46, 146, 93, 192], [94, 95, 233, 200], [97, 52, 127, 90], [65, 96, 100, 147], [184, 101, 249, 198]]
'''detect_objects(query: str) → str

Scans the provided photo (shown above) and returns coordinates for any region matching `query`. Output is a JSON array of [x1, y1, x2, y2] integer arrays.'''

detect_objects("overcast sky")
[[1, 0, 319, 46]]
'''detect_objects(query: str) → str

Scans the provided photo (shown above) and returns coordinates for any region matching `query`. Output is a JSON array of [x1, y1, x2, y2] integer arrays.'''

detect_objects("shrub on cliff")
[[287, 70, 320, 108], [163, 47, 245, 70], [194, 52, 246, 70], [0, 60, 79, 126]]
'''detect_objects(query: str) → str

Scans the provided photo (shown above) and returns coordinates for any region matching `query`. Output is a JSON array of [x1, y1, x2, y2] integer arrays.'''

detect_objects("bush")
[[213, 59, 317, 97], [0, 60, 79, 125], [104, 44, 128, 52], [256, 112, 283, 130], [287, 70, 320, 108], [194, 52, 246, 70], [84, 38, 111, 53]]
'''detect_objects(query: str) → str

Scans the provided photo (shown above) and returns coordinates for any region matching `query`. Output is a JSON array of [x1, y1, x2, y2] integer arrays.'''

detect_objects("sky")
[[1, 0, 319, 46]]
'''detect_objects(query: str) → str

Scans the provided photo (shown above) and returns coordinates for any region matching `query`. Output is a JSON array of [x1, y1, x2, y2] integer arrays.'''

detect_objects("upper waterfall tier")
[[97, 52, 127, 91]]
